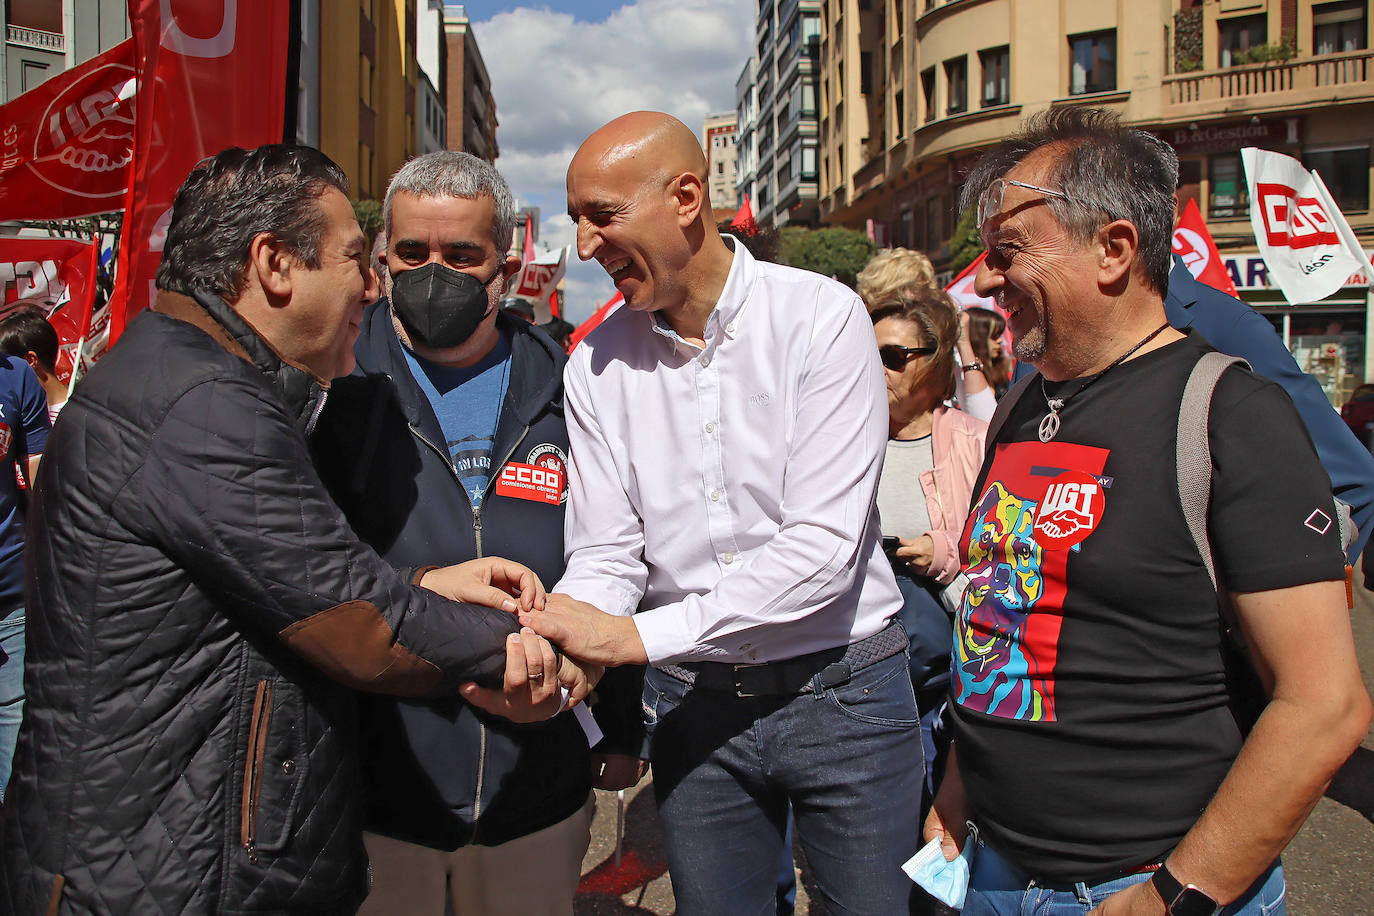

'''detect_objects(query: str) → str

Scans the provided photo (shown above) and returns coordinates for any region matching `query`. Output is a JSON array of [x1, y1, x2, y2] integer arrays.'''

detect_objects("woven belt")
[[656, 621, 907, 698]]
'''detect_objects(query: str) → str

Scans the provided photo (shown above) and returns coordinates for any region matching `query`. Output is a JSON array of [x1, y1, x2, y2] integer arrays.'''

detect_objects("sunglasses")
[[879, 344, 936, 371], [976, 178, 1074, 232]]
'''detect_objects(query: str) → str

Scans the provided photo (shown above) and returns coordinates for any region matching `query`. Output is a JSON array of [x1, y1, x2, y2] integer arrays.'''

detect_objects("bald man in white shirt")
[[519, 111, 923, 916]]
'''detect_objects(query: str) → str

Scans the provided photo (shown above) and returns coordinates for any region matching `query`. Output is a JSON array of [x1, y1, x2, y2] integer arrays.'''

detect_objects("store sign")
[[1157, 119, 1302, 155], [1222, 251, 1374, 292]]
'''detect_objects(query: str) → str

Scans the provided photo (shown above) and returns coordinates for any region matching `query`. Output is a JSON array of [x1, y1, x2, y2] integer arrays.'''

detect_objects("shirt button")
[[282, 760, 295, 775], [710, 489, 721, 502], [700, 355, 711, 367], [722, 552, 735, 564], [705, 422, 715, 434], [726, 323, 737, 334]]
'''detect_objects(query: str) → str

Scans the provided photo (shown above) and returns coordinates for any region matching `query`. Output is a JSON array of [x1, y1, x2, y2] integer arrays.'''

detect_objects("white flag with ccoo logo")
[[1241, 147, 1374, 304]]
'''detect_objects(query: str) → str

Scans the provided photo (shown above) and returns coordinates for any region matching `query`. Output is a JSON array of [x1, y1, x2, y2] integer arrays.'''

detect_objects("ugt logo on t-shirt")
[[1032, 470, 1105, 550]]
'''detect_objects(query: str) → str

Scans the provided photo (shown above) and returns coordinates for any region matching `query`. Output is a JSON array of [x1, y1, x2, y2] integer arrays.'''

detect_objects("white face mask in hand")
[[902, 821, 979, 909]]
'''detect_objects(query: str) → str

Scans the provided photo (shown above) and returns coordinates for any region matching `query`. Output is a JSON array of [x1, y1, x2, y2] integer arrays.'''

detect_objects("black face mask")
[[390, 262, 500, 349]]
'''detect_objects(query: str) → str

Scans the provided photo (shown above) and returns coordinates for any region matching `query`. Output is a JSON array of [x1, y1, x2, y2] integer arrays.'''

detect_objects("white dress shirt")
[[554, 238, 902, 666]]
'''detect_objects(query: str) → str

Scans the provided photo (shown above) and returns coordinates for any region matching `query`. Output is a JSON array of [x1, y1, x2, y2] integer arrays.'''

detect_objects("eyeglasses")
[[977, 178, 1073, 232], [878, 344, 936, 371]]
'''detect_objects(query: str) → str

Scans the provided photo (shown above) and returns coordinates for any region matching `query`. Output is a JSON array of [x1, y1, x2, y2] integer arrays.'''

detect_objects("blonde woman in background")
[[857, 247, 996, 421]]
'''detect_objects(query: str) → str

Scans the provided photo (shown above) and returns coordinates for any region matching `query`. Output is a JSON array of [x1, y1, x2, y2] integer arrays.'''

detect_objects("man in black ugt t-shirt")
[[926, 107, 1371, 916], [950, 332, 1345, 883]]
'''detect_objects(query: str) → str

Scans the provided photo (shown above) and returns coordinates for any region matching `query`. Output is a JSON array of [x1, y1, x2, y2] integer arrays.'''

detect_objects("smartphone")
[[882, 535, 901, 556]]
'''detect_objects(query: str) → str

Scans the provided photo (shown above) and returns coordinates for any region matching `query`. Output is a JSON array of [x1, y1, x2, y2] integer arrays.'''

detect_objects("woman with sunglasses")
[[871, 287, 988, 817]]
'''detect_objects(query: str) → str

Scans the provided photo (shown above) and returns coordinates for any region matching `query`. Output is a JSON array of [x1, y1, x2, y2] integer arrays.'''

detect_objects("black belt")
[[656, 621, 907, 697]]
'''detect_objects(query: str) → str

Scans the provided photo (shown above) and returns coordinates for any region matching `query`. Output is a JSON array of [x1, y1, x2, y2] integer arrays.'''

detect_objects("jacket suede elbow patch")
[[279, 600, 443, 696]]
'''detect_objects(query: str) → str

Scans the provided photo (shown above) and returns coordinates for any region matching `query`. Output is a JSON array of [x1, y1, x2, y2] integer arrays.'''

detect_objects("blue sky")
[[465, 0, 753, 323]]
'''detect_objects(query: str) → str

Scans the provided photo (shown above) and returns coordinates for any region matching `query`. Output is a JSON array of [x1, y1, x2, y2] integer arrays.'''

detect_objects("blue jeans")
[[0, 606, 24, 799], [644, 650, 925, 916], [964, 840, 1286, 915]]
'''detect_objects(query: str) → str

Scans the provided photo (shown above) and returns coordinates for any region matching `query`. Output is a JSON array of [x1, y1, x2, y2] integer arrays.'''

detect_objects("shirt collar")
[[648, 234, 756, 351]]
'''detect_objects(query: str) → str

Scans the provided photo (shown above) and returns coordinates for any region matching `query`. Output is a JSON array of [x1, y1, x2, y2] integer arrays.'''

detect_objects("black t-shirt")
[[950, 332, 1346, 884]]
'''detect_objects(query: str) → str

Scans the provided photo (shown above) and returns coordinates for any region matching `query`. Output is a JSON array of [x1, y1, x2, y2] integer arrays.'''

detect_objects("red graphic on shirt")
[[1033, 470, 1106, 550], [956, 440, 1110, 721], [0, 421, 11, 458]]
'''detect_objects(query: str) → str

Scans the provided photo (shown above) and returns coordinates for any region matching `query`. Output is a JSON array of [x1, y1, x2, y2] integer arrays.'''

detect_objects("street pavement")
[[574, 562, 1374, 914]]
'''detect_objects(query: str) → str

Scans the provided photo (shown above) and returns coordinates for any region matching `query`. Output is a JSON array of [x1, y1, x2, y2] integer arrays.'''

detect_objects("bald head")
[[566, 111, 734, 326], [570, 111, 708, 193]]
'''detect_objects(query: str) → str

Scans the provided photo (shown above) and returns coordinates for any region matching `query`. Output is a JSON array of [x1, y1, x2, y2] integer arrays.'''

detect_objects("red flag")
[[547, 289, 560, 320], [1172, 198, 1239, 298], [0, 39, 135, 220], [0, 237, 101, 383], [111, 0, 294, 341], [730, 195, 758, 236], [945, 251, 998, 311], [569, 292, 623, 351], [522, 213, 536, 266]]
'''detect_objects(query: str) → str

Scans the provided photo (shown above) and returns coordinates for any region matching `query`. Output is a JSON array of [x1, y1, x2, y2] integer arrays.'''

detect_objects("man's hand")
[[592, 753, 649, 790], [419, 557, 546, 614], [895, 535, 936, 576], [459, 627, 564, 723], [923, 745, 971, 862], [518, 593, 649, 666], [1087, 878, 1167, 915], [558, 653, 604, 708]]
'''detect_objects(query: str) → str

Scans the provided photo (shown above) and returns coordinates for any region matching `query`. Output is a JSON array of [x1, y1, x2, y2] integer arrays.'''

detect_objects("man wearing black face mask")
[[311, 151, 644, 916]]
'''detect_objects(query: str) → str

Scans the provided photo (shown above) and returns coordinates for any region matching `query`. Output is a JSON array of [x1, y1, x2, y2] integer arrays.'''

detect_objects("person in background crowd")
[[1165, 256, 1374, 562], [500, 296, 537, 323], [372, 230, 390, 296], [926, 106, 1370, 916], [872, 287, 987, 821], [539, 316, 575, 352], [0, 306, 69, 425], [0, 307, 69, 424], [962, 306, 1011, 399], [0, 349, 47, 803], [0, 145, 596, 915], [525, 111, 923, 915], [858, 247, 996, 422], [313, 150, 641, 916]]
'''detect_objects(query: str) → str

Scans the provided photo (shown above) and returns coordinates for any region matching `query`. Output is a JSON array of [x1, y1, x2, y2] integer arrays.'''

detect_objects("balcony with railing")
[[1164, 50, 1372, 119], [6, 25, 64, 52]]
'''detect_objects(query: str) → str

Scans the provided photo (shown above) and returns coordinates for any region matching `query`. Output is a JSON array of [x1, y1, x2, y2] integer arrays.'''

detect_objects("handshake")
[[416, 558, 604, 725]]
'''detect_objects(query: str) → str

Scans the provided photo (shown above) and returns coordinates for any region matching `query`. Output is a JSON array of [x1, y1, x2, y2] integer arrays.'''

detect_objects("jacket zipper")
[[406, 421, 531, 834], [241, 679, 273, 864]]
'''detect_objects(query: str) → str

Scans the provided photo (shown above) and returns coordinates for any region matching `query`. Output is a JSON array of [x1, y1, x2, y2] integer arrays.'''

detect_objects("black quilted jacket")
[[0, 290, 523, 915]]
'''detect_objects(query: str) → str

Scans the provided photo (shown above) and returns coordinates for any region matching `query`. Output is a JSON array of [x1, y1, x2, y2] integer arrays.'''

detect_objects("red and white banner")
[[512, 245, 567, 323], [0, 237, 102, 383], [111, 0, 294, 341], [1241, 146, 1374, 304], [1172, 198, 1239, 298], [0, 39, 136, 220]]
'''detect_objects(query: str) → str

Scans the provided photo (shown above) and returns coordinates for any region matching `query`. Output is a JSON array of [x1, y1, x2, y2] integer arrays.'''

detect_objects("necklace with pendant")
[[1038, 322, 1171, 443]]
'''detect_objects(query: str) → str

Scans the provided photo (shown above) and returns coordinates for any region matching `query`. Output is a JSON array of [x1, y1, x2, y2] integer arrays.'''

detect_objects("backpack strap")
[[1176, 352, 1249, 591]]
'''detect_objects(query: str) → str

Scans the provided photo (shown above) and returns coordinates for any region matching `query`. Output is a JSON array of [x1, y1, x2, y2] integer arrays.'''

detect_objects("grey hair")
[[383, 151, 517, 254], [959, 107, 1179, 294]]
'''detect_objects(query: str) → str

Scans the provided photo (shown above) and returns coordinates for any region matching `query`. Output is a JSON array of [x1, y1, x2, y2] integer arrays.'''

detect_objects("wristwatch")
[[961, 359, 985, 374], [1151, 864, 1219, 916]]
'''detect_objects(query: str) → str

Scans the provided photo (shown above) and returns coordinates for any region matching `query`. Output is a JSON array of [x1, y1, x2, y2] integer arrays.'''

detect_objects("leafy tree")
[[777, 226, 874, 289], [352, 198, 383, 243], [948, 205, 983, 276]]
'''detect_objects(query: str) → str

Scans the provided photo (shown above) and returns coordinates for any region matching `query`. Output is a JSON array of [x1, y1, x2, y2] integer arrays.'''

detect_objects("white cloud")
[[474, 0, 752, 323]]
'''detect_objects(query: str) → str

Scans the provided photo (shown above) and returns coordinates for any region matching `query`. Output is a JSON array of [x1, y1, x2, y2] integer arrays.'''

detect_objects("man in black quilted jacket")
[[0, 145, 597, 915]]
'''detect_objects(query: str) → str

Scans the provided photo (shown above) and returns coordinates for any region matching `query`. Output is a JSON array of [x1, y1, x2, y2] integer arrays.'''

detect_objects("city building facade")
[[814, 0, 1373, 397], [443, 3, 498, 162], [704, 111, 739, 215], [753, 0, 824, 228], [736, 56, 760, 216], [416, 0, 446, 155], [1, 0, 128, 103], [320, 0, 422, 200]]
